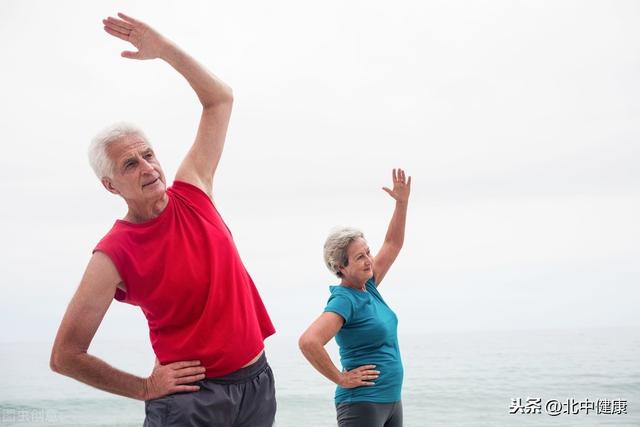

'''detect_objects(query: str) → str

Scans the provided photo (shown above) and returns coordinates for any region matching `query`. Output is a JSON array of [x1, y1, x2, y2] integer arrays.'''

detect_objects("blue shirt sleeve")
[[324, 294, 354, 323]]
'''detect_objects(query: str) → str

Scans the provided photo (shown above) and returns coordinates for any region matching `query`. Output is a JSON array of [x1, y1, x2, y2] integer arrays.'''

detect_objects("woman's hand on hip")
[[338, 365, 380, 388]]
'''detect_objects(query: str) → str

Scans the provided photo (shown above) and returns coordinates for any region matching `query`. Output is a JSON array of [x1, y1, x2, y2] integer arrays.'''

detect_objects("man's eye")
[[144, 153, 153, 159]]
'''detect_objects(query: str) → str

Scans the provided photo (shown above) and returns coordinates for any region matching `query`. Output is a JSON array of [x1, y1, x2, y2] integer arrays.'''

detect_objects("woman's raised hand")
[[382, 168, 411, 204], [102, 12, 171, 60]]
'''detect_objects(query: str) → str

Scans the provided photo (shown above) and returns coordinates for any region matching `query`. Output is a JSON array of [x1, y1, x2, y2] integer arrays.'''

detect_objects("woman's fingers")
[[355, 364, 376, 370]]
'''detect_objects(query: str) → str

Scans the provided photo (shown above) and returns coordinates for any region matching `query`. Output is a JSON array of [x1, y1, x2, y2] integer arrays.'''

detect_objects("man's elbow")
[[203, 86, 233, 109], [49, 346, 76, 375], [224, 86, 234, 103], [49, 347, 63, 374]]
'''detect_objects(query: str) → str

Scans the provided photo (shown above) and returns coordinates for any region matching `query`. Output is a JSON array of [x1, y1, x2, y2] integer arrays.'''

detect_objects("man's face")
[[102, 135, 167, 202]]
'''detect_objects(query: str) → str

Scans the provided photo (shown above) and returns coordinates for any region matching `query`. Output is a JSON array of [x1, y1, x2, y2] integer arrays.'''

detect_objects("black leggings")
[[336, 401, 403, 427]]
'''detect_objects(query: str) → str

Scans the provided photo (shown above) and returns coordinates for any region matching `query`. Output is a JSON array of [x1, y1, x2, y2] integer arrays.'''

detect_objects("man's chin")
[[142, 178, 166, 192]]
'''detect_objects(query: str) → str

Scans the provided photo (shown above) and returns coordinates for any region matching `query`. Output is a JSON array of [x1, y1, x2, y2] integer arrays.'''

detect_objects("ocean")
[[1, 328, 638, 426]]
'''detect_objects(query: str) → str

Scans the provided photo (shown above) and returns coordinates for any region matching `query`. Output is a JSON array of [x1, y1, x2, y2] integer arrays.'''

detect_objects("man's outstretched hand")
[[102, 12, 171, 60]]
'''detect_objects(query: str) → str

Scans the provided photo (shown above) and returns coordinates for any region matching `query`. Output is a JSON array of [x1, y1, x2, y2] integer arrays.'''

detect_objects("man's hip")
[[144, 352, 276, 427]]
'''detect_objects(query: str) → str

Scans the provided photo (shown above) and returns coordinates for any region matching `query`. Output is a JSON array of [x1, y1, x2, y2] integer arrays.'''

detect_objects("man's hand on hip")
[[144, 360, 206, 400]]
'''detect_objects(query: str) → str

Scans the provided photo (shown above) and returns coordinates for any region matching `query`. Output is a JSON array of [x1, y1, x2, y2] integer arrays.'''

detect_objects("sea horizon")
[[1, 327, 638, 426]]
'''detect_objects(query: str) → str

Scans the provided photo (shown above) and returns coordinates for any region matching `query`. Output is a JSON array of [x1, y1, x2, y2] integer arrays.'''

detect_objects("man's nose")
[[140, 158, 154, 173]]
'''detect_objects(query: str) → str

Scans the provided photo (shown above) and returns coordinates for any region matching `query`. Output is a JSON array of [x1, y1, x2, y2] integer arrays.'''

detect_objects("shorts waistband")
[[205, 352, 268, 384]]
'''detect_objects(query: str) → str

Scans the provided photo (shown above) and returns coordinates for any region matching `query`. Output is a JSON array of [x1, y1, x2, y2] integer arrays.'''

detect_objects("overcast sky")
[[0, 0, 638, 347]]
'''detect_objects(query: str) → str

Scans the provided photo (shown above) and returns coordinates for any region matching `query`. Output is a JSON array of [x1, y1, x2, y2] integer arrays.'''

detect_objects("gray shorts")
[[144, 353, 276, 427], [336, 401, 403, 427]]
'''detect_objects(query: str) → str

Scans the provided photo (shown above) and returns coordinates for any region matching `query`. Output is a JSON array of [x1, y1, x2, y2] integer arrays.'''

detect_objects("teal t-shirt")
[[324, 278, 403, 403]]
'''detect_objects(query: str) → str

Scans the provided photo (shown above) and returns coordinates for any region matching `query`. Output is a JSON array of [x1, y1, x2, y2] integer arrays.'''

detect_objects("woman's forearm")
[[299, 338, 344, 386], [383, 200, 408, 249]]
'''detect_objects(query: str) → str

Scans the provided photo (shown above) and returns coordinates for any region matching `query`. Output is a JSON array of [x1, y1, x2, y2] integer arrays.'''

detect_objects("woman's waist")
[[340, 349, 403, 370]]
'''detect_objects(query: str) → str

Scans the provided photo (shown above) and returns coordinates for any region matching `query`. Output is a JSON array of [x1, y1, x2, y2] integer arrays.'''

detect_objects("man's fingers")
[[175, 366, 206, 377], [169, 360, 202, 369], [175, 374, 206, 384], [118, 12, 141, 25], [106, 16, 134, 30], [172, 385, 200, 393], [103, 26, 129, 42], [121, 50, 140, 59], [392, 168, 397, 183], [407, 176, 411, 187], [103, 21, 130, 37], [382, 187, 393, 196]]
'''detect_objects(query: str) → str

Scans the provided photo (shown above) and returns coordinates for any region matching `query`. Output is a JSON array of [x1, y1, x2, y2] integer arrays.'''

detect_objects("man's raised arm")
[[103, 12, 233, 197]]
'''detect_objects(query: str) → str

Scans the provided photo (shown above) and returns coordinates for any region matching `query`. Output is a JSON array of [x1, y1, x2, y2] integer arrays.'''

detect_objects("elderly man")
[[50, 13, 276, 427]]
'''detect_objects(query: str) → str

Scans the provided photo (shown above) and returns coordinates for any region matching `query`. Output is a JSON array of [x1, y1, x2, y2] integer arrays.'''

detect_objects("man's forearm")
[[51, 351, 147, 400], [159, 41, 232, 108]]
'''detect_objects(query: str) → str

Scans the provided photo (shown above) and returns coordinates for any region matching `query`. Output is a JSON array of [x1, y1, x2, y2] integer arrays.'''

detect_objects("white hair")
[[88, 122, 151, 179], [323, 227, 365, 277]]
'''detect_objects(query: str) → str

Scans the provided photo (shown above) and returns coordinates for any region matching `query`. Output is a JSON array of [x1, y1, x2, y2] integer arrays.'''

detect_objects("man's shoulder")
[[171, 180, 213, 202]]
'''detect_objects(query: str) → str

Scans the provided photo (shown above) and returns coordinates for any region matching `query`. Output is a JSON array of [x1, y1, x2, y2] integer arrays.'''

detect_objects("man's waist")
[[204, 350, 268, 384]]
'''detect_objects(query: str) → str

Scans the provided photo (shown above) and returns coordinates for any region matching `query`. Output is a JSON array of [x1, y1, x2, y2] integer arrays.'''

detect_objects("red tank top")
[[94, 181, 275, 377]]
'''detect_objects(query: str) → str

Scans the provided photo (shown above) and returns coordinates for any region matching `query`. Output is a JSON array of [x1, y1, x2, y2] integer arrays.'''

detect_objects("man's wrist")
[[139, 376, 150, 401], [157, 38, 181, 62]]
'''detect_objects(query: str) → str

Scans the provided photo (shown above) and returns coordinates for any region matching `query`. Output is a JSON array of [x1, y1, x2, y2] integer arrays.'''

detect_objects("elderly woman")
[[299, 168, 411, 427]]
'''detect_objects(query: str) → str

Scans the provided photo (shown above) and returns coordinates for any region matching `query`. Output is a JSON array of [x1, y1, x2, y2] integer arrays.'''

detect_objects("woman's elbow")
[[298, 333, 318, 354]]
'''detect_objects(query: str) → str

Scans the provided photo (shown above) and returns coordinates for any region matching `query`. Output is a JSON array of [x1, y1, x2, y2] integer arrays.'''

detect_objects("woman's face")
[[339, 237, 374, 285]]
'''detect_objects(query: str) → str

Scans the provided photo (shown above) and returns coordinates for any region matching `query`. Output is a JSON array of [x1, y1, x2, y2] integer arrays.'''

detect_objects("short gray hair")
[[323, 227, 365, 277], [88, 122, 150, 179]]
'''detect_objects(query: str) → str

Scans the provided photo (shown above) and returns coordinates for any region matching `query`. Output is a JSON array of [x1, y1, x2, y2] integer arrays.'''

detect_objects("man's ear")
[[101, 177, 120, 195]]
